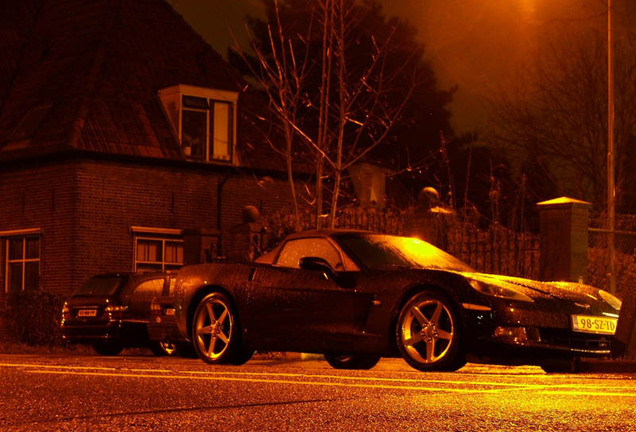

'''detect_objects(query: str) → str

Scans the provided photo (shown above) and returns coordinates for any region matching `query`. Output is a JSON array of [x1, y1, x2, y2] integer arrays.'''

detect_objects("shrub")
[[1, 290, 66, 346]]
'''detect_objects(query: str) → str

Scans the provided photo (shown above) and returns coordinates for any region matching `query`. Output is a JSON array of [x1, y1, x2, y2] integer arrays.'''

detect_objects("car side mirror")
[[298, 257, 355, 289], [299, 257, 336, 278]]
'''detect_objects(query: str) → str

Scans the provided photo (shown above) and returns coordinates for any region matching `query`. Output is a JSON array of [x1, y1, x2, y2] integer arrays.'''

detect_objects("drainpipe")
[[217, 174, 230, 255]]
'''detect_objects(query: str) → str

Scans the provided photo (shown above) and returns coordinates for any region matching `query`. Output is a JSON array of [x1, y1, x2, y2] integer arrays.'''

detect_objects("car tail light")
[[150, 301, 175, 323], [61, 302, 70, 324], [104, 305, 128, 319]]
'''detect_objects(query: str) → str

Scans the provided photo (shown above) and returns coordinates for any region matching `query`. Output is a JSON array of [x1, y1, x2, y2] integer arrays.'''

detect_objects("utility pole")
[[607, 0, 616, 293]]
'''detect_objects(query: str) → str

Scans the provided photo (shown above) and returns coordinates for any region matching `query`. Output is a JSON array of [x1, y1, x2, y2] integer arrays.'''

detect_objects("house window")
[[182, 96, 233, 162], [134, 235, 184, 272], [158, 84, 238, 164], [4, 235, 40, 293]]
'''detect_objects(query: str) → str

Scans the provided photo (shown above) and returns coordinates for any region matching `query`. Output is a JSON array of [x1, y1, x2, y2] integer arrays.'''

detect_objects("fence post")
[[223, 206, 264, 262], [536, 197, 591, 282], [404, 187, 453, 249], [183, 228, 222, 264]]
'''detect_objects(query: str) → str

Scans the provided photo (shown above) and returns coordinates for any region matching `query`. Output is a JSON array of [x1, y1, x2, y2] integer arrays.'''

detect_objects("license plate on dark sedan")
[[571, 315, 617, 335], [77, 309, 97, 317]]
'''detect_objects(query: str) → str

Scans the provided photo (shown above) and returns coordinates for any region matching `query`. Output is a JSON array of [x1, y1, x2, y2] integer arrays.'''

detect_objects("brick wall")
[[0, 157, 297, 299], [0, 161, 78, 301]]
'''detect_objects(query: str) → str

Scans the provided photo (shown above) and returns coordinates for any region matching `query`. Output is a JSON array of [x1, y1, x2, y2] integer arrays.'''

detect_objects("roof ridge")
[[68, 0, 122, 149]]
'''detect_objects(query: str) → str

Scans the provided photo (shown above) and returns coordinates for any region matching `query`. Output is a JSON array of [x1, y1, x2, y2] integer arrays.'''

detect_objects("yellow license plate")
[[78, 309, 97, 317], [571, 315, 617, 335]]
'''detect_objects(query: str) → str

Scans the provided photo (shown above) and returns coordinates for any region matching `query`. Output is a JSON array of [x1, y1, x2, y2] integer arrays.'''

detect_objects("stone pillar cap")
[[536, 196, 591, 208]]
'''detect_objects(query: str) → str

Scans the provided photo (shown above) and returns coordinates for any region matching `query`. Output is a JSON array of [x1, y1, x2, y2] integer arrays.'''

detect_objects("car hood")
[[460, 272, 614, 309]]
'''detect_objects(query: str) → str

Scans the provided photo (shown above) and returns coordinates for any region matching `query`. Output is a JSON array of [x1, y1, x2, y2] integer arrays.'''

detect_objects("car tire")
[[396, 290, 465, 372], [540, 360, 574, 374], [177, 342, 198, 358], [93, 341, 124, 356], [191, 292, 252, 365], [324, 353, 381, 370], [149, 340, 178, 356]]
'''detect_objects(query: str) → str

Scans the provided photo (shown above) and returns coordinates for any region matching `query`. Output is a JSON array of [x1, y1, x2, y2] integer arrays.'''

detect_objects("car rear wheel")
[[93, 341, 123, 356], [324, 353, 381, 370], [396, 290, 465, 372], [149, 340, 178, 356], [191, 292, 253, 365]]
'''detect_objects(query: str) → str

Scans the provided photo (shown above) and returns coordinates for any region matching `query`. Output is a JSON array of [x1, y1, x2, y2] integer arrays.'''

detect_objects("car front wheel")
[[324, 353, 381, 370], [396, 290, 465, 372], [191, 292, 252, 365]]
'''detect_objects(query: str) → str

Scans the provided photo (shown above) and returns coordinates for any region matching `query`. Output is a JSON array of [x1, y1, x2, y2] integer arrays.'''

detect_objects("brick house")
[[0, 0, 300, 302]]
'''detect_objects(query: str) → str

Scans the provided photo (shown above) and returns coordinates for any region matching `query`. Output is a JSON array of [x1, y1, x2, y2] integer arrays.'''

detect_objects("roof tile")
[[0, 0, 288, 172]]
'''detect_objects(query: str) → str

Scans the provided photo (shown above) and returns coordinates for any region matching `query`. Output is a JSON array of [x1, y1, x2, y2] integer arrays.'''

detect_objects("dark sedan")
[[62, 272, 181, 356], [172, 230, 622, 372]]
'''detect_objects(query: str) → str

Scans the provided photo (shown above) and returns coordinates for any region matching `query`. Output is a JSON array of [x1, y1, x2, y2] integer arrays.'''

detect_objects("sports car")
[[172, 230, 622, 372]]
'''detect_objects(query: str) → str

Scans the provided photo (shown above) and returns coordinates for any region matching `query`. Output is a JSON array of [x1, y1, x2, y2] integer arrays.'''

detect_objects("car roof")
[[283, 229, 371, 241]]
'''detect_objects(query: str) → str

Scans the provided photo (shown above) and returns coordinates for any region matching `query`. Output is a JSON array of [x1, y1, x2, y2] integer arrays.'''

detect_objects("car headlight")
[[469, 280, 534, 303], [598, 289, 622, 311]]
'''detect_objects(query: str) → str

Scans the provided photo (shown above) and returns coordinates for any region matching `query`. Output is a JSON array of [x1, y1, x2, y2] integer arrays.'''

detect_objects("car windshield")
[[74, 276, 124, 296], [336, 234, 474, 272]]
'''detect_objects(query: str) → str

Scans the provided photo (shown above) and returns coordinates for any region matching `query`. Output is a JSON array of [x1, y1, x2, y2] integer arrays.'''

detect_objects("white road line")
[[17, 368, 636, 397], [23, 369, 511, 394], [0, 362, 172, 373], [3, 361, 634, 395]]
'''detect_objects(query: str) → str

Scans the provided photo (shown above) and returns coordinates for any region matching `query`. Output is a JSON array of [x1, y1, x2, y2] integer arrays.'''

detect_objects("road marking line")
[[0, 362, 564, 389], [3, 362, 634, 393], [22, 369, 636, 397], [24, 369, 507, 394], [0, 363, 172, 373], [188, 372, 636, 392]]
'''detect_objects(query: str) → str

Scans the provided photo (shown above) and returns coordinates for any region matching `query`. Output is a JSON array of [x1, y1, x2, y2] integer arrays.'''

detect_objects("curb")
[[573, 358, 636, 373]]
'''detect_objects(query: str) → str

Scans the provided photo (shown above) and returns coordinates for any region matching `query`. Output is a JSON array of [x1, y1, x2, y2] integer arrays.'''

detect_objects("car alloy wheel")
[[149, 340, 178, 356], [159, 341, 178, 356], [397, 290, 465, 372], [192, 292, 251, 365], [324, 353, 381, 370]]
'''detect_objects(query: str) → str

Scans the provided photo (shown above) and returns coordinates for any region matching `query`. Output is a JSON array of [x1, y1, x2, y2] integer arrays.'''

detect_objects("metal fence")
[[333, 206, 405, 235], [446, 222, 540, 279], [588, 215, 636, 299], [327, 207, 539, 279]]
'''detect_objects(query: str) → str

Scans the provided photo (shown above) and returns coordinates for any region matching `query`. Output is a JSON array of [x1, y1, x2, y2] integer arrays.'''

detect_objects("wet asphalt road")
[[1, 353, 635, 431]]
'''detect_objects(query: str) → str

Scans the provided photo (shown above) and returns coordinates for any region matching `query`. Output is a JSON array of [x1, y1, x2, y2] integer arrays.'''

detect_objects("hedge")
[[1, 290, 66, 346]]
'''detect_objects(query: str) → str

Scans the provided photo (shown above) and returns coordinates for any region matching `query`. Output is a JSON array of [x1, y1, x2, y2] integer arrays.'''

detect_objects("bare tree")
[[490, 24, 636, 212], [234, 0, 418, 228]]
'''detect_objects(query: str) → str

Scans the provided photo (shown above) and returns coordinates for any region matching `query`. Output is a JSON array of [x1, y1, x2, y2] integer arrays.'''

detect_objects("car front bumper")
[[461, 304, 614, 364]]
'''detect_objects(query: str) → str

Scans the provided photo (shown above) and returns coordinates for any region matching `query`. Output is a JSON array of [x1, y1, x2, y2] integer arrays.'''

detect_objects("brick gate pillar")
[[537, 197, 591, 282]]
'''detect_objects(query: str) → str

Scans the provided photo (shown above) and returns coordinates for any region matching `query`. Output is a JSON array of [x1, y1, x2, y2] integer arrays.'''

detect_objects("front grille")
[[539, 328, 612, 351]]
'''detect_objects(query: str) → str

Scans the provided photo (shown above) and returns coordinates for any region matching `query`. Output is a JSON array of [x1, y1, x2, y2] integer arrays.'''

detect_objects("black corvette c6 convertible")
[[172, 230, 622, 372]]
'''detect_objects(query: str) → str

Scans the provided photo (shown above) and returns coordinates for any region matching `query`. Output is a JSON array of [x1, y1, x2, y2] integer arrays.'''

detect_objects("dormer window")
[[159, 84, 238, 164]]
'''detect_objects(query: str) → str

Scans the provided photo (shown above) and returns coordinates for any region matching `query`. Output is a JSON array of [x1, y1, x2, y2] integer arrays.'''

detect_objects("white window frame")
[[1, 228, 41, 293], [131, 227, 184, 272], [158, 84, 238, 165]]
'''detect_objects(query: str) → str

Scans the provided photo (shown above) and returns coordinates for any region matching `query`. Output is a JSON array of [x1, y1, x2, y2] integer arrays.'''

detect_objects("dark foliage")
[[2, 290, 65, 346]]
